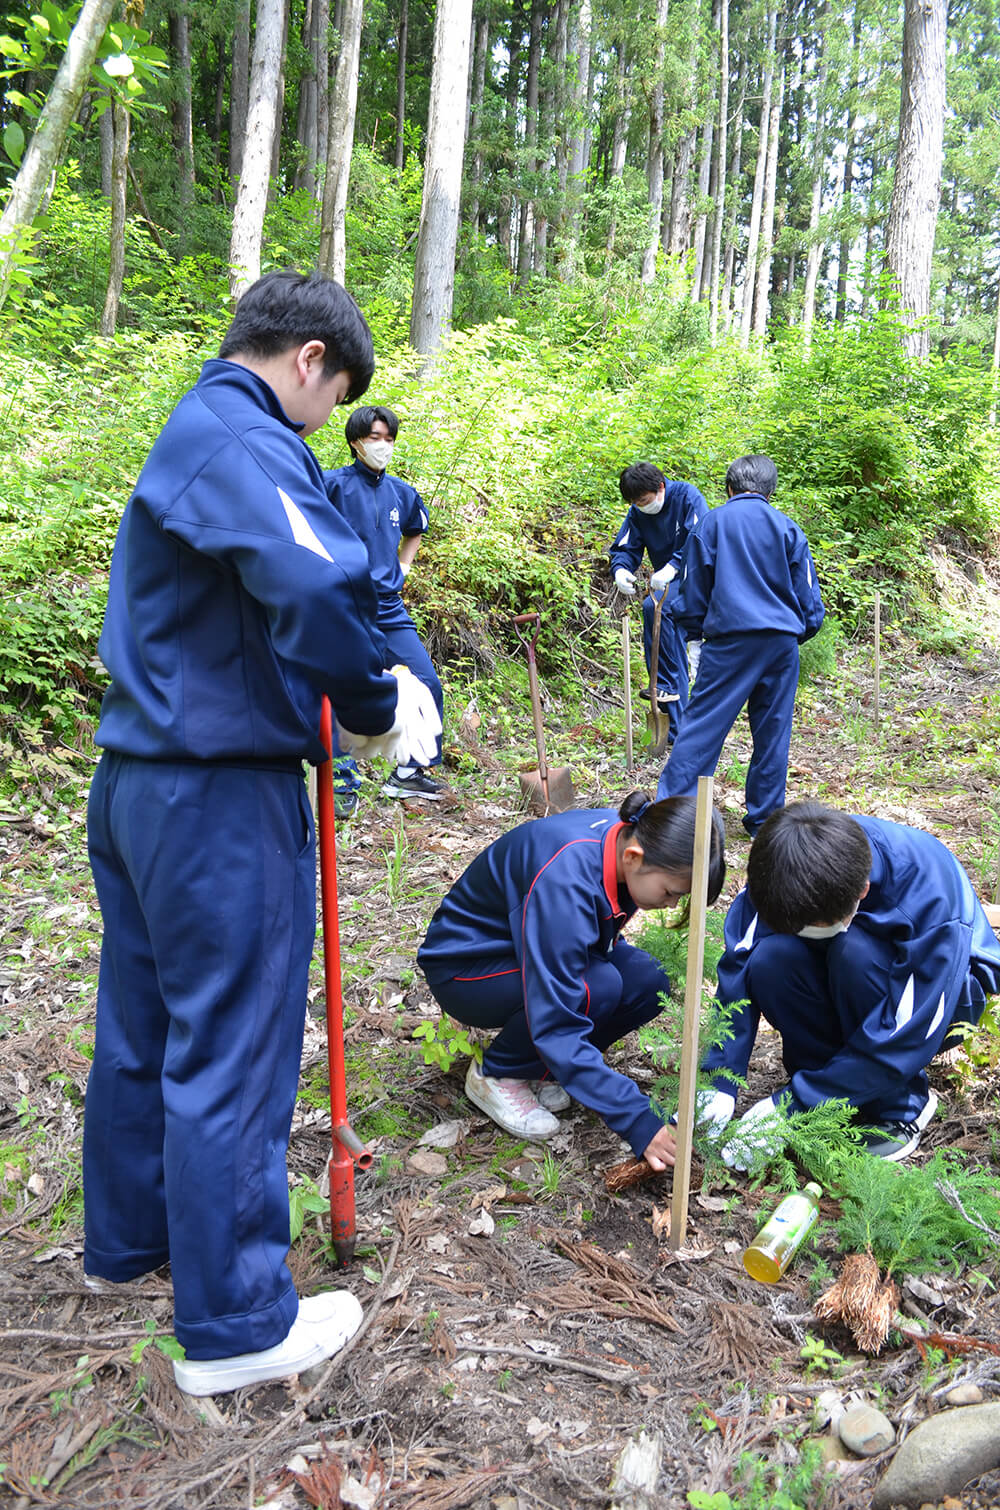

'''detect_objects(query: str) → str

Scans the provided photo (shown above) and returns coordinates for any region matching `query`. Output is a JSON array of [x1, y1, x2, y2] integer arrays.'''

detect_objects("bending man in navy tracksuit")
[[610, 463, 705, 744], [418, 792, 726, 1169], [83, 272, 440, 1397], [657, 454, 825, 836], [324, 404, 444, 814], [697, 802, 1000, 1167]]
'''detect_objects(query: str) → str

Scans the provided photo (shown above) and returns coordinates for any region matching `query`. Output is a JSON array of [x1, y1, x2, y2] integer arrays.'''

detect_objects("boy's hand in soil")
[[643, 1124, 677, 1171]]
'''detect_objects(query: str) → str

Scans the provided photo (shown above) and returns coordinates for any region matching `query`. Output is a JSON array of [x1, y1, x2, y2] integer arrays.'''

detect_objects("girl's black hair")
[[747, 800, 871, 933], [219, 270, 375, 399], [618, 790, 726, 905]]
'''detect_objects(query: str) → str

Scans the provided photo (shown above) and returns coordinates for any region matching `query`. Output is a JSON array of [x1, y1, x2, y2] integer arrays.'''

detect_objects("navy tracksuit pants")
[[332, 596, 443, 793], [427, 939, 670, 1081], [84, 754, 315, 1359], [657, 630, 799, 833], [641, 589, 689, 742]]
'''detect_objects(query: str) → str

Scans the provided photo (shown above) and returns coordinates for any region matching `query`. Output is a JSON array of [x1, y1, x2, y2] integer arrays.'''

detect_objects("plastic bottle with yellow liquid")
[[742, 1182, 822, 1283]]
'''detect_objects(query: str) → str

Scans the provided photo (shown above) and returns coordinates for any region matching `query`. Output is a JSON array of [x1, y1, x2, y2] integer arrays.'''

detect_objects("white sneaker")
[[172, 1290, 363, 1397], [533, 1079, 571, 1112], [464, 1060, 560, 1140]]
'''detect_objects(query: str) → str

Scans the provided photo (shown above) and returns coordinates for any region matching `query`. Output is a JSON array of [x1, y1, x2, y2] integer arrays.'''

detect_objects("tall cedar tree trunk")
[[721, 59, 746, 328], [99, 104, 113, 193], [99, 96, 129, 335], [211, 37, 226, 188], [501, 0, 525, 272], [169, 8, 195, 232], [860, 148, 878, 314], [295, 0, 324, 195], [534, 12, 555, 276], [835, 5, 860, 323], [394, 0, 408, 170], [409, 0, 473, 357], [668, 129, 695, 255], [0, 0, 116, 310], [318, 0, 363, 282], [641, 0, 670, 283], [517, 0, 544, 286], [740, 5, 776, 343], [604, 43, 630, 270], [752, 44, 785, 334], [801, 3, 829, 341], [689, 113, 714, 299], [708, 0, 729, 338], [269, 0, 288, 193], [468, 13, 489, 232], [885, 0, 946, 359], [229, 0, 285, 300], [558, 0, 591, 279], [229, 0, 251, 191]]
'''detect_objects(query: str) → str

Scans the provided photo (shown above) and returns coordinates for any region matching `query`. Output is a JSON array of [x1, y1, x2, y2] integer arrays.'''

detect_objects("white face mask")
[[798, 900, 861, 939], [636, 491, 665, 516], [356, 437, 394, 472]]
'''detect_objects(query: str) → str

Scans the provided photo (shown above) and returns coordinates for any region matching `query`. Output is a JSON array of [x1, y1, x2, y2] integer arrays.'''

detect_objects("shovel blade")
[[518, 765, 575, 815]]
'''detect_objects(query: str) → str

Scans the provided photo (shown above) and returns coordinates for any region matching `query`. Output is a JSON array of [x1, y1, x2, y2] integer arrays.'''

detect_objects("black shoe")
[[334, 790, 359, 820], [860, 1090, 938, 1161], [381, 770, 445, 800], [639, 688, 678, 707]]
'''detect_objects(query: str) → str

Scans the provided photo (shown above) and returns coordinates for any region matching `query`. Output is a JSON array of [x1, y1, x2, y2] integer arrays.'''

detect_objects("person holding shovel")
[[700, 800, 1000, 1169], [656, 454, 825, 836], [417, 791, 726, 1167], [610, 463, 706, 745], [83, 272, 441, 1396], [323, 404, 445, 815]]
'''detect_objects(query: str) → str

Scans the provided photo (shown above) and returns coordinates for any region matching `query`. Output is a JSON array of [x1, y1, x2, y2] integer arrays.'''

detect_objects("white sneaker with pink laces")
[[465, 1060, 560, 1139]]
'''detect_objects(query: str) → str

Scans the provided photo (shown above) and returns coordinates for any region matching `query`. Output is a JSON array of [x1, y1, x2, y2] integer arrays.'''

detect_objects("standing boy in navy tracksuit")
[[658, 455, 824, 836], [324, 405, 444, 814], [698, 801, 1000, 1167], [83, 272, 440, 1397], [418, 792, 726, 1168], [609, 463, 706, 744]]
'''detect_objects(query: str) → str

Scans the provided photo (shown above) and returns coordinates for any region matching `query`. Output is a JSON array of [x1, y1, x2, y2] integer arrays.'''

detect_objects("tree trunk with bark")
[[885, 0, 947, 359], [228, 0, 251, 191], [740, 5, 776, 344], [228, 0, 286, 300], [752, 44, 785, 335], [317, 0, 363, 282], [99, 96, 130, 336], [169, 7, 195, 229], [409, 0, 474, 358], [394, 0, 408, 169], [801, 5, 829, 342], [0, 0, 116, 310], [641, 0, 670, 284], [689, 112, 714, 299], [708, 0, 729, 338]]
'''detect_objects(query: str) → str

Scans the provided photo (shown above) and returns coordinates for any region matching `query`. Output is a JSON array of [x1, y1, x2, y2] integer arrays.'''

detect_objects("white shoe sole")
[[173, 1291, 363, 1396]]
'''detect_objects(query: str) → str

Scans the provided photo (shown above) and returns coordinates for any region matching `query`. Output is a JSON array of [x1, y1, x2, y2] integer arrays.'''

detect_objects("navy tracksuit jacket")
[[609, 481, 705, 741], [704, 817, 1000, 1122], [657, 491, 825, 831], [323, 458, 442, 779], [84, 360, 395, 1358], [418, 809, 670, 1158]]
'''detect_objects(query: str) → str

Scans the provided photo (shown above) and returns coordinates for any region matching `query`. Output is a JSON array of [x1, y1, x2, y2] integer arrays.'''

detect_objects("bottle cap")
[[804, 1182, 822, 1199]]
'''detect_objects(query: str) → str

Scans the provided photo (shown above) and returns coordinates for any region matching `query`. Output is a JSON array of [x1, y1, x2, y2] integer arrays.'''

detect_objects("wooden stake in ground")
[[669, 773, 714, 1251], [873, 590, 881, 732], [622, 616, 634, 773]]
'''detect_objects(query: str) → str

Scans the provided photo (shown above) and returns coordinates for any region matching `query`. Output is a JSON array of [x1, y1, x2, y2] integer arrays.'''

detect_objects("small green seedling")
[[413, 1018, 481, 1073]]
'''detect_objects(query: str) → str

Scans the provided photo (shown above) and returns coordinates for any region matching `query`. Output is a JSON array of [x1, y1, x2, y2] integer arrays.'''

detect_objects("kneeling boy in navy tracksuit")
[[609, 463, 706, 743], [84, 272, 440, 1396], [323, 405, 444, 814], [698, 801, 1000, 1167], [657, 455, 825, 835], [418, 792, 726, 1171]]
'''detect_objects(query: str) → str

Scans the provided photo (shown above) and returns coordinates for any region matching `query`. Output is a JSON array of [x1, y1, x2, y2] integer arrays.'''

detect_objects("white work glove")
[[670, 1088, 736, 1140], [649, 562, 677, 593], [614, 567, 637, 598], [720, 1095, 785, 1172], [398, 559, 412, 578], [336, 665, 441, 769], [688, 639, 702, 680]]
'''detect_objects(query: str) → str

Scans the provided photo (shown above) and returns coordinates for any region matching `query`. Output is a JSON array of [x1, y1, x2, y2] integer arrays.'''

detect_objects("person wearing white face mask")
[[698, 801, 1000, 1170], [609, 462, 706, 744], [323, 405, 446, 812]]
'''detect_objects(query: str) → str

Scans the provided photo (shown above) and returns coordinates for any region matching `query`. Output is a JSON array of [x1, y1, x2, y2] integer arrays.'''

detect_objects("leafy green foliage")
[[412, 1017, 481, 1074], [687, 1439, 832, 1510]]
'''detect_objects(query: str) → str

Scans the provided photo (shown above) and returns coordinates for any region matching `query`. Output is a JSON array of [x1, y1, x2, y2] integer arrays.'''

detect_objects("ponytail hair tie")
[[628, 799, 652, 825]]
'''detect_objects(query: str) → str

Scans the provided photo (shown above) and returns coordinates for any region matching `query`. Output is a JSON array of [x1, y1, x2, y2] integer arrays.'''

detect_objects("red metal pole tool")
[[317, 696, 373, 1266]]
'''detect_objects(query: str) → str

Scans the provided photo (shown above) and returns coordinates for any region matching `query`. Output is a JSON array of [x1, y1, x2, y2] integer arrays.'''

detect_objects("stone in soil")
[[871, 1401, 1000, 1510]]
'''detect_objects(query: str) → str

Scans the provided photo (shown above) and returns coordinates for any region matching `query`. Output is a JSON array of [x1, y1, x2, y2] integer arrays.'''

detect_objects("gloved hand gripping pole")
[[318, 697, 374, 1265]]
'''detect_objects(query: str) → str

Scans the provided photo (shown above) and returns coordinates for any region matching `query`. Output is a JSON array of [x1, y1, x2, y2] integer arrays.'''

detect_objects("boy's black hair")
[[747, 801, 872, 933], [345, 405, 400, 446], [619, 790, 727, 905], [619, 462, 666, 503], [219, 270, 375, 400], [725, 454, 777, 499]]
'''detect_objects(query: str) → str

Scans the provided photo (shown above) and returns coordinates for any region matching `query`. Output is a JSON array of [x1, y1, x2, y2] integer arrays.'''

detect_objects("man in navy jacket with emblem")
[[323, 405, 444, 812], [83, 271, 440, 1396], [609, 462, 706, 743], [699, 802, 1000, 1166], [658, 454, 824, 835]]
